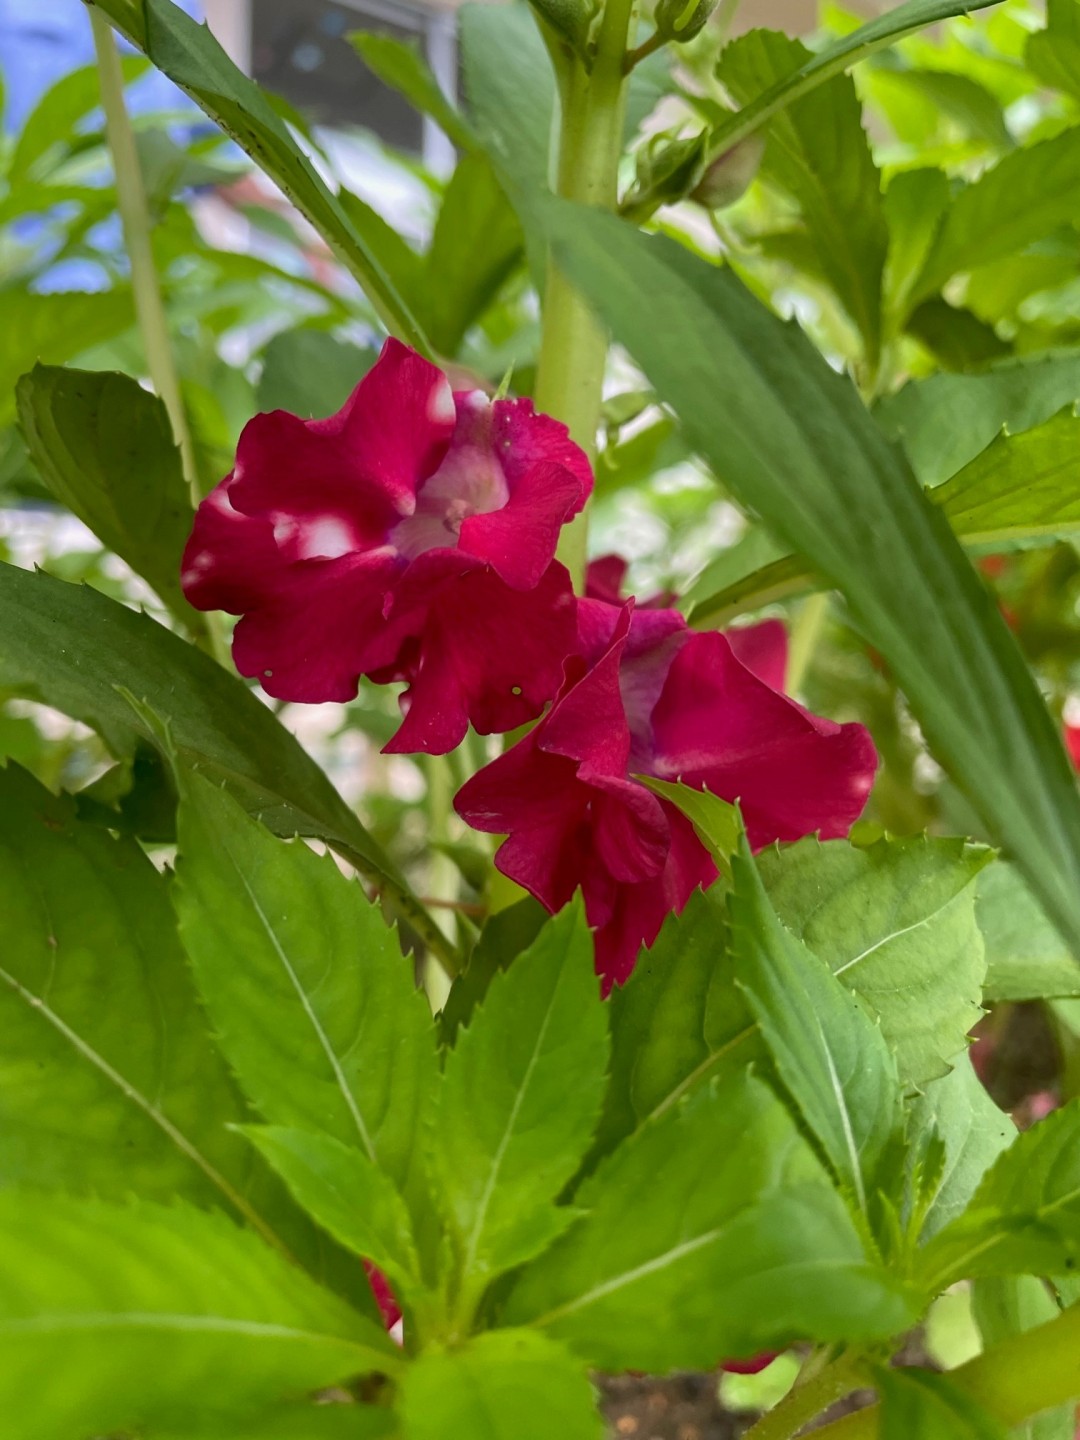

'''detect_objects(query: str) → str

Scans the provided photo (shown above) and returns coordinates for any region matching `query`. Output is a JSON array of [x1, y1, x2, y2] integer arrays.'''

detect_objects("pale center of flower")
[[390, 394, 510, 560]]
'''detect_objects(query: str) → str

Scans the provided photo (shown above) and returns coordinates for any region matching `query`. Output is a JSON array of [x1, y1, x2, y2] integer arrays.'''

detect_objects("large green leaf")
[[730, 840, 904, 1217], [88, 0, 431, 353], [907, 1057, 1015, 1243], [593, 887, 758, 1163], [16, 365, 198, 625], [919, 1100, 1080, 1286], [153, 1406, 395, 1440], [173, 770, 436, 1201], [398, 1331, 601, 1440], [878, 1368, 1009, 1440], [429, 902, 608, 1303], [688, 412, 1080, 625], [0, 290, 134, 424], [757, 836, 989, 1085], [242, 1127, 421, 1300], [978, 862, 1080, 1002], [912, 128, 1080, 304], [718, 29, 887, 359], [505, 1072, 915, 1371], [876, 351, 1080, 488], [0, 763, 383, 1310], [540, 200, 1080, 965], [0, 564, 450, 956], [1027, 0, 1080, 103], [0, 1191, 395, 1440], [417, 153, 523, 355]]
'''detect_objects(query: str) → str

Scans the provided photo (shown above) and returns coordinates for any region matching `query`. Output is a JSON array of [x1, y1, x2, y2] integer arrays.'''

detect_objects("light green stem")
[[423, 754, 457, 1008], [91, 9, 200, 506], [785, 591, 830, 695], [742, 1353, 864, 1440], [811, 1303, 1080, 1439], [534, 0, 637, 590]]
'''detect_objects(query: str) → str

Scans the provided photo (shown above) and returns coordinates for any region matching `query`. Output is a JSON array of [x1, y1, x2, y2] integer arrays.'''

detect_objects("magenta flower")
[[181, 339, 590, 753], [456, 602, 877, 988]]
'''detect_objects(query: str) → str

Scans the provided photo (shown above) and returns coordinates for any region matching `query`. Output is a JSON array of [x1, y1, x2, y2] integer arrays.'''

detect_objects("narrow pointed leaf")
[[430, 902, 608, 1287], [540, 200, 1080, 962], [349, 32, 478, 152], [920, 1101, 1080, 1285], [241, 1127, 421, 1298], [0, 1192, 395, 1440], [979, 862, 1080, 1002], [730, 838, 904, 1213], [89, 0, 431, 353], [174, 770, 436, 1198], [505, 1072, 915, 1371]]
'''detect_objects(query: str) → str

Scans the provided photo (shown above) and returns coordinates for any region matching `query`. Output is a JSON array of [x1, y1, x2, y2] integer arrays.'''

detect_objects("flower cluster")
[[183, 340, 878, 987]]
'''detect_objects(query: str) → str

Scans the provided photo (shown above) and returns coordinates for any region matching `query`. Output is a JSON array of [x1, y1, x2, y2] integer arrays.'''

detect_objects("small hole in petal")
[[263, 670, 273, 679], [511, 685, 522, 697]]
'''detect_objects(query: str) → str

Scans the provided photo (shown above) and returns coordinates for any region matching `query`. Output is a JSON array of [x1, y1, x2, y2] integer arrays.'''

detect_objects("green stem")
[[534, 0, 637, 591], [812, 1303, 1080, 1439], [422, 754, 457, 1009], [785, 591, 830, 695], [742, 1354, 864, 1440], [91, 10, 200, 507]]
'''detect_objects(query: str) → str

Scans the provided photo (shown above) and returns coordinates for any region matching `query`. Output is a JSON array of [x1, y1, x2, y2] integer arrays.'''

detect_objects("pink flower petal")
[[725, 618, 788, 693]]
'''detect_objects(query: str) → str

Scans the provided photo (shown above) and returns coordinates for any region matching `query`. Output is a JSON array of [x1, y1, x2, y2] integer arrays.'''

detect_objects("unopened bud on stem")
[[654, 0, 718, 43], [690, 131, 766, 210]]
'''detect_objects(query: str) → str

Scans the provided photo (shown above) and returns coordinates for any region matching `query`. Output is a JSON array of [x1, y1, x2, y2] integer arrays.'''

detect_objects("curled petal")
[[725, 618, 788, 694]]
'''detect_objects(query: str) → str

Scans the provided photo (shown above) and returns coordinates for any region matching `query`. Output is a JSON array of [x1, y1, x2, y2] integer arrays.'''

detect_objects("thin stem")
[[811, 1303, 1080, 1440], [742, 1353, 864, 1440], [91, 10, 200, 506], [533, 0, 637, 591], [422, 754, 458, 1010], [624, 29, 666, 71]]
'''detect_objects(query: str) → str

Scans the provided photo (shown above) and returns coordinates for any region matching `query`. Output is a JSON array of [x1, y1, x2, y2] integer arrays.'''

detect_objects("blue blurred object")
[[0, 0, 203, 129]]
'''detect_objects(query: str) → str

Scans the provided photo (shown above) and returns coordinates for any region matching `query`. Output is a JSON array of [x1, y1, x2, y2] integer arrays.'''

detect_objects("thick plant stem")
[[811, 1302, 1080, 1439], [534, 0, 637, 590], [742, 1354, 864, 1440], [91, 10, 200, 506]]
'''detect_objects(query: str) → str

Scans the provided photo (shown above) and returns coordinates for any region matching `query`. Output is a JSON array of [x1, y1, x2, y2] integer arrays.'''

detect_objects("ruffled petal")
[[649, 632, 877, 848], [459, 461, 587, 590], [725, 618, 788, 693], [231, 549, 403, 704], [493, 396, 594, 502], [228, 337, 454, 542], [181, 477, 284, 615], [385, 562, 577, 755]]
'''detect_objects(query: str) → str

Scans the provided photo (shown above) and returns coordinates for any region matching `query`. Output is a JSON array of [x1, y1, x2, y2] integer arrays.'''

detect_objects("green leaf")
[[540, 199, 1080, 974], [912, 128, 1080, 304], [729, 838, 904, 1215], [241, 1127, 421, 1298], [505, 1072, 915, 1371], [930, 408, 1080, 547], [688, 411, 1080, 625], [439, 896, 547, 1047], [757, 835, 989, 1085], [418, 153, 524, 355], [906, 298, 1011, 373], [883, 167, 951, 320], [91, 0, 432, 353], [348, 32, 478, 152], [256, 330, 375, 418], [979, 862, 1080, 1002], [174, 770, 437, 1200], [0, 564, 448, 955], [460, 3, 554, 200], [698, 0, 1005, 192], [920, 1100, 1080, 1286], [718, 29, 887, 358], [1027, 0, 1080, 103], [398, 1331, 601, 1440], [971, 1277, 1073, 1440], [641, 778, 740, 876], [594, 888, 758, 1163], [152, 1405, 396, 1440], [430, 902, 608, 1295], [876, 351, 1080, 488], [0, 1191, 395, 1440], [16, 365, 198, 625], [0, 290, 134, 425], [878, 1368, 1009, 1440], [906, 1055, 1015, 1241], [6, 56, 146, 183]]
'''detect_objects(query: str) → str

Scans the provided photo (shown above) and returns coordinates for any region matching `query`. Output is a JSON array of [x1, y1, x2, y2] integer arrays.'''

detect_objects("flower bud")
[[654, 0, 717, 43], [690, 131, 766, 211]]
